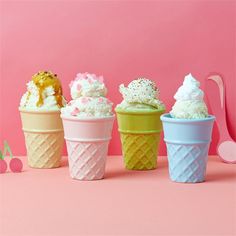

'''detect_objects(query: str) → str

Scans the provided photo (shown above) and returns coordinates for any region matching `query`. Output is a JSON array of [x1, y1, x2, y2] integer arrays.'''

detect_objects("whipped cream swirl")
[[170, 73, 208, 119], [61, 72, 113, 117]]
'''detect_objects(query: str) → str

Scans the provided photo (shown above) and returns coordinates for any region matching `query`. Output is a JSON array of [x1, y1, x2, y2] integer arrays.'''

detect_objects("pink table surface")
[[0, 156, 236, 236]]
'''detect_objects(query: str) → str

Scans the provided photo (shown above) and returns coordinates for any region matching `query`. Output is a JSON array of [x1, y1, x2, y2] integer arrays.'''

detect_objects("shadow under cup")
[[161, 114, 215, 183]]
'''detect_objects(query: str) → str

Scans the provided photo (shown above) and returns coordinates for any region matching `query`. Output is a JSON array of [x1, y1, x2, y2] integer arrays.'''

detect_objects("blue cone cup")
[[161, 114, 215, 183]]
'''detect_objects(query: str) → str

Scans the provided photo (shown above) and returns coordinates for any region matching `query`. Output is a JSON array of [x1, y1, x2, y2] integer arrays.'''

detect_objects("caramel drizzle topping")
[[32, 71, 63, 107]]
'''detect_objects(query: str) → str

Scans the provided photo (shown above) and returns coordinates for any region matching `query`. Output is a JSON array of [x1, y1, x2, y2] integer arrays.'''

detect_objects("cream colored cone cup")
[[19, 108, 64, 168]]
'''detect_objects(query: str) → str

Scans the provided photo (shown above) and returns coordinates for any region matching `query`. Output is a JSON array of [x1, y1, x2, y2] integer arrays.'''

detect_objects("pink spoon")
[[206, 74, 236, 164]]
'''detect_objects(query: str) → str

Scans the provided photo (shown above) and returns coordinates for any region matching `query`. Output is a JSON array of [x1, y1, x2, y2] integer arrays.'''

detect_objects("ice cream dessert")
[[170, 73, 208, 119], [20, 71, 66, 110], [116, 78, 165, 111], [161, 73, 215, 183], [19, 71, 65, 168], [61, 73, 114, 180], [115, 77, 165, 170], [61, 72, 113, 117]]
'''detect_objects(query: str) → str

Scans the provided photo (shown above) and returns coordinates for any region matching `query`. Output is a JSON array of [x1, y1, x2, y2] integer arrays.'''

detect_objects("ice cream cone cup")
[[19, 108, 64, 168], [161, 113, 215, 183], [61, 115, 115, 180], [115, 108, 165, 170]]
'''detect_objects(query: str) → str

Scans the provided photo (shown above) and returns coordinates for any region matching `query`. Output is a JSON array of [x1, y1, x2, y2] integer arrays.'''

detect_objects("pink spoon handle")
[[206, 75, 232, 141]]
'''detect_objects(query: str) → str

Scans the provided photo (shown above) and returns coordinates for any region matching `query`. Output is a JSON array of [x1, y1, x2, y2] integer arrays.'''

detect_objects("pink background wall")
[[0, 1, 235, 156]]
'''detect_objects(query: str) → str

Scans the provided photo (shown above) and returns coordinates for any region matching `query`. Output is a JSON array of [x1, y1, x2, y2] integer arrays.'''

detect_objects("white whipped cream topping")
[[61, 96, 113, 117], [170, 73, 208, 119], [20, 81, 66, 110], [70, 73, 107, 99], [116, 78, 165, 110], [62, 73, 113, 117], [174, 73, 204, 101]]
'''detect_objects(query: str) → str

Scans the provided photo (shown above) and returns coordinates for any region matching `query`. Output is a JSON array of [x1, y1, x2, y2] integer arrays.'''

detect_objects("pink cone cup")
[[61, 115, 115, 180]]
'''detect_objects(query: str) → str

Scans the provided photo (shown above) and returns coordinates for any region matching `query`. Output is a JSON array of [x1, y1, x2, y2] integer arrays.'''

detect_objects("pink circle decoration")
[[9, 158, 23, 173], [0, 159, 7, 173], [71, 107, 80, 116], [88, 78, 93, 84], [98, 97, 104, 103], [77, 84, 82, 91], [81, 97, 89, 104]]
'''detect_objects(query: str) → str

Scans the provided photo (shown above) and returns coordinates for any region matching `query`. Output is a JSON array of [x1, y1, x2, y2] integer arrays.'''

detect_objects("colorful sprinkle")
[[81, 97, 90, 104], [68, 101, 73, 106], [71, 107, 80, 116], [88, 78, 93, 84], [98, 97, 104, 103], [77, 84, 82, 91]]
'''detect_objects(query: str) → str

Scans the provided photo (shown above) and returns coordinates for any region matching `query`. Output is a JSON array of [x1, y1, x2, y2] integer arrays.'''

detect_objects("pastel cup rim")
[[60, 113, 115, 121], [160, 113, 215, 123], [19, 107, 61, 114], [115, 107, 165, 115]]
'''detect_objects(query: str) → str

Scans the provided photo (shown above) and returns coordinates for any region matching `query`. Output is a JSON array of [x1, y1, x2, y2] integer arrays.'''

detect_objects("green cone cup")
[[115, 108, 165, 170]]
